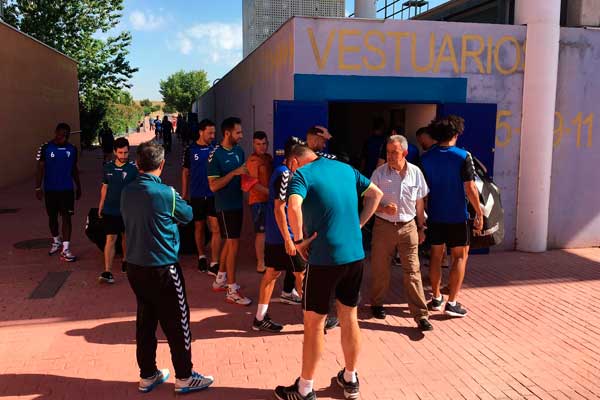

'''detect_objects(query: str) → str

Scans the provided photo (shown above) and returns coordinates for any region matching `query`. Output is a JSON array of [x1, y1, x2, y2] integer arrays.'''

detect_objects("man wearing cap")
[[369, 135, 432, 331]]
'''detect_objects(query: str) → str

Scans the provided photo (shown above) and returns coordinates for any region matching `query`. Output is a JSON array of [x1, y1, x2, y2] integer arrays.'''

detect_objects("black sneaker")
[[207, 263, 219, 277], [252, 314, 283, 333], [428, 295, 444, 311], [198, 257, 208, 272], [99, 271, 114, 284], [444, 302, 468, 317], [371, 305, 386, 320], [418, 318, 433, 331], [325, 316, 339, 330], [336, 369, 360, 400], [121, 261, 127, 273], [274, 378, 316, 400]]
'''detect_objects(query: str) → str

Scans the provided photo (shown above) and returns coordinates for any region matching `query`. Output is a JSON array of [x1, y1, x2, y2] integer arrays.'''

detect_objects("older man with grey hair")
[[369, 135, 433, 331]]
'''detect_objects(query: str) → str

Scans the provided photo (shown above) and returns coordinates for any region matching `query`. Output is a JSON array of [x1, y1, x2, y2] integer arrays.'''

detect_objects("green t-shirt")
[[207, 144, 245, 211], [102, 160, 138, 216], [288, 157, 371, 266]]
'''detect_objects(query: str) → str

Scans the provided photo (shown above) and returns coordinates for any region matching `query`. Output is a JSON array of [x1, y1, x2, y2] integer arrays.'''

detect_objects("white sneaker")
[[212, 280, 228, 292], [175, 371, 214, 393], [280, 289, 302, 305], [226, 288, 252, 306], [139, 368, 169, 393], [60, 248, 76, 262], [49, 241, 62, 255]]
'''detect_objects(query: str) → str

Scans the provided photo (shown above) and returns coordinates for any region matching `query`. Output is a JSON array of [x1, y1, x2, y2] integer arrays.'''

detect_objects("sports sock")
[[256, 304, 268, 321], [198, 255, 206, 260], [344, 369, 357, 383], [210, 261, 218, 267], [227, 282, 240, 292], [62, 241, 70, 251], [298, 377, 314, 397], [53, 236, 61, 244], [448, 300, 457, 306], [216, 271, 226, 282]]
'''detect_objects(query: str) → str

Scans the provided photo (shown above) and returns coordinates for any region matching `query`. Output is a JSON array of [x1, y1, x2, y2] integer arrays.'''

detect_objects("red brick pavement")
[[0, 130, 599, 399]]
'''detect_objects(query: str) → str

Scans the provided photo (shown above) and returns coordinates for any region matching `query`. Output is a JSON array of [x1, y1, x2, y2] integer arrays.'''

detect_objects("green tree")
[[139, 98, 152, 107], [162, 104, 176, 114], [159, 70, 209, 113], [3, 0, 137, 145], [104, 90, 143, 137]]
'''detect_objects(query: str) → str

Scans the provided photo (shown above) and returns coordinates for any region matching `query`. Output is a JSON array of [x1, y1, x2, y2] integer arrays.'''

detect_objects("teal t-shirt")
[[102, 160, 138, 216], [207, 144, 245, 211], [288, 157, 371, 266]]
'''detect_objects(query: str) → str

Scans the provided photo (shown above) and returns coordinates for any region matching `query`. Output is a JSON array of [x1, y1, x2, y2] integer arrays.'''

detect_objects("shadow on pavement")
[[0, 373, 273, 400]]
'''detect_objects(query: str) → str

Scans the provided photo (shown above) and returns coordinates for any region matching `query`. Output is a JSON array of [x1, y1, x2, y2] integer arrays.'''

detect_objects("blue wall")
[[294, 74, 468, 103]]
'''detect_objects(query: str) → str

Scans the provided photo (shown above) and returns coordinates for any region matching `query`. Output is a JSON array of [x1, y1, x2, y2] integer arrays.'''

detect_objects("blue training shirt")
[[101, 161, 138, 216], [182, 143, 213, 198], [288, 157, 371, 266], [207, 145, 245, 211], [36, 141, 77, 191], [265, 164, 294, 245], [421, 145, 476, 224]]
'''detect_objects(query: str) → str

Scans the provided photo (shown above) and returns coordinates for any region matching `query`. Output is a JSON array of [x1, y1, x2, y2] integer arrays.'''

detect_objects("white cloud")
[[172, 22, 243, 68], [129, 10, 165, 31]]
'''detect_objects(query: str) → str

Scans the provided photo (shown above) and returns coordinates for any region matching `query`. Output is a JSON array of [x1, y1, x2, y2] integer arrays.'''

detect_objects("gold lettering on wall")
[[461, 34, 485, 74], [411, 32, 435, 73], [433, 34, 459, 73], [308, 27, 335, 70], [363, 30, 386, 71], [338, 29, 362, 71]]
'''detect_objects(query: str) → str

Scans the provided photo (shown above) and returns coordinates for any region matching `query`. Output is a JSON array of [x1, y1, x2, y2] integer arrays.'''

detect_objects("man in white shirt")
[[369, 135, 432, 331]]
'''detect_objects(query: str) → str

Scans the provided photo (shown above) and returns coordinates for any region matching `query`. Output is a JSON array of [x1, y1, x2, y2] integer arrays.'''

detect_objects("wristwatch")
[[293, 238, 304, 245]]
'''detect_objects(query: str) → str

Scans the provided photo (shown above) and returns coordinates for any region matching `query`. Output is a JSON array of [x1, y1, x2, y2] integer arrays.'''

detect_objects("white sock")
[[216, 272, 227, 282], [448, 300, 457, 306], [228, 282, 240, 292], [434, 294, 443, 301], [256, 304, 269, 321], [344, 369, 357, 383], [53, 236, 61, 244], [198, 255, 206, 260], [62, 241, 70, 250], [298, 377, 313, 397], [210, 261, 218, 267]]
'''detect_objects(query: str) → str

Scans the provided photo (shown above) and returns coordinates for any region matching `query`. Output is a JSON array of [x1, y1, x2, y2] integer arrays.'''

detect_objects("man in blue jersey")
[[97, 137, 138, 283], [121, 140, 213, 394], [35, 123, 82, 262], [275, 144, 383, 400], [252, 140, 306, 333], [421, 116, 483, 318], [182, 119, 221, 274], [207, 117, 251, 306]]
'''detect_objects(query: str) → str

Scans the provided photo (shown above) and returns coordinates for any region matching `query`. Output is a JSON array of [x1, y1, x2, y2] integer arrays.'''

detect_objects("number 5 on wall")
[[495, 110, 512, 148]]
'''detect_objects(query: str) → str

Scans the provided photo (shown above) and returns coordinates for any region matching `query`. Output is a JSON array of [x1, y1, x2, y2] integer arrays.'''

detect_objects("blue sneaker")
[[138, 368, 170, 393], [175, 371, 214, 394]]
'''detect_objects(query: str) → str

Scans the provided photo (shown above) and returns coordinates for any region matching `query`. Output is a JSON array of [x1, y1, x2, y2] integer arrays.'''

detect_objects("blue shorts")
[[251, 202, 267, 233]]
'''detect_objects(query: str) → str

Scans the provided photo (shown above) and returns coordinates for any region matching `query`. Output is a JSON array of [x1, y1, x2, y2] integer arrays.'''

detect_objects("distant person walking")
[[121, 140, 214, 394], [98, 122, 115, 163], [35, 123, 81, 262], [154, 116, 162, 142], [162, 116, 173, 153]]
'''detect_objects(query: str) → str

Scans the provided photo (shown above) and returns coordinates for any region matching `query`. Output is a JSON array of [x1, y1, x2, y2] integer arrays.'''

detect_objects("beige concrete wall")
[[0, 22, 80, 189]]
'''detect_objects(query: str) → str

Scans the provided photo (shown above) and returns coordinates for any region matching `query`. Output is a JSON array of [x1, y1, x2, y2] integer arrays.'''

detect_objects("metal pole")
[[354, 0, 377, 18]]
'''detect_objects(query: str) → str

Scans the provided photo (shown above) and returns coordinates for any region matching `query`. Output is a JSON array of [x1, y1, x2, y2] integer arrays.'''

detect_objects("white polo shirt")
[[370, 162, 429, 223]]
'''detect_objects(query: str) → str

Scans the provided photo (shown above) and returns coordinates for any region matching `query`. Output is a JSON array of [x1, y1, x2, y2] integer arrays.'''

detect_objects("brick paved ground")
[[0, 130, 599, 399]]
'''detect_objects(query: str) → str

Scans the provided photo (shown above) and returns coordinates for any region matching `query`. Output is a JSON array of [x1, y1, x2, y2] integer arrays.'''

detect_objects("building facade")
[[243, 0, 344, 57]]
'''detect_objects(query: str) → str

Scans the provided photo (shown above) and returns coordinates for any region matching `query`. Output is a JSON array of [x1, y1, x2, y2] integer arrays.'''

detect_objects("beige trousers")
[[370, 218, 429, 321]]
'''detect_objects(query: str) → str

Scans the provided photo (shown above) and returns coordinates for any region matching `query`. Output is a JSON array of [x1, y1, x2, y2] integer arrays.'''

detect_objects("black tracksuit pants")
[[127, 263, 193, 379]]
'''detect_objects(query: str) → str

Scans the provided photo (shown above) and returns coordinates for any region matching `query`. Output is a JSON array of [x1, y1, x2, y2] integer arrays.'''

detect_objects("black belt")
[[375, 216, 414, 227]]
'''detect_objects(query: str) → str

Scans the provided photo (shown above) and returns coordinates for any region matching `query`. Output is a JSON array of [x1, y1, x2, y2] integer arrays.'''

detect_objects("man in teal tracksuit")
[[121, 140, 214, 394]]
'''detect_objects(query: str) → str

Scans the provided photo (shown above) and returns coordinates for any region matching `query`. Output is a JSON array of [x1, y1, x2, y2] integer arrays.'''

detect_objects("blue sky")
[[123, 0, 449, 100]]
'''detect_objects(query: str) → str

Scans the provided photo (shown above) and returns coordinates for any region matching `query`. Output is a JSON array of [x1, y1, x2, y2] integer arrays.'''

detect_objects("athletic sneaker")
[[444, 302, 468, 317], [274, 378, 317, 400], [280, 289, 302, 305], [98, 271, 115, 284], [212, 280, 228, 292], [139, 368, 170, 393], [336, 369, 360, 400], [325, 316, 339, 330], [60, 249, 76, 262], [48, 241, 62, 256], [252, 314, 283, 333], [428, 295, 444, 311], [207, 263, 219, 277], [174, 371, 214, 394], [198, 257, 208, 272], [226, 288, 252, 306]]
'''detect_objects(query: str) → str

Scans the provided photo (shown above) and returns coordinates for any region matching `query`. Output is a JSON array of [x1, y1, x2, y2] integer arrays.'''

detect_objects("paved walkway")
[[0, 131, 599, 399]]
